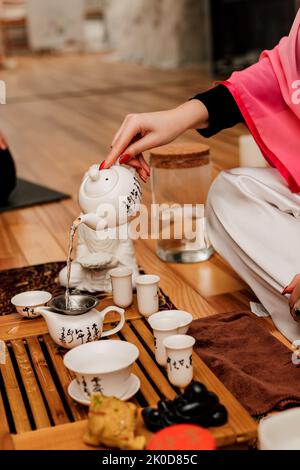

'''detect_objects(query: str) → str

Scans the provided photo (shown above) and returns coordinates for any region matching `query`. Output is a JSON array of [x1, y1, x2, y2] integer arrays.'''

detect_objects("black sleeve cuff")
[[192, 84, 244, 138]]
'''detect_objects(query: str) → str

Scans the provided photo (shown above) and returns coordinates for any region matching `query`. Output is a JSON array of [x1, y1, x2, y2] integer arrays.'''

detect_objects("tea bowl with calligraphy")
[[35, 303, 125, 349], [64, 340, 139, 399], [11, 290, 52, 319], [148, 310, 193, 334]]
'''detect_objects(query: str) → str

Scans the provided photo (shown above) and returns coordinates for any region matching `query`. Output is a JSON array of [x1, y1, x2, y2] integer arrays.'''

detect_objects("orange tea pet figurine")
[[84, 394, 145, 450]]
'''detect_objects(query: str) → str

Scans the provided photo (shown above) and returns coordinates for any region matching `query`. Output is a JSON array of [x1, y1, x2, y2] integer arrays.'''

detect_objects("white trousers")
[[206, 167, 300, 342]]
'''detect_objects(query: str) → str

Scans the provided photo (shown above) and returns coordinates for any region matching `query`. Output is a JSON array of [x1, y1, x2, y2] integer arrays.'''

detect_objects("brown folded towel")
[[190, 311, 300, 416]]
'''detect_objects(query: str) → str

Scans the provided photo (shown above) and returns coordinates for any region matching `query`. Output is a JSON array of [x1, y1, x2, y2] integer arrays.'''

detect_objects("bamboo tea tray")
[[0, 296, 257, 450]]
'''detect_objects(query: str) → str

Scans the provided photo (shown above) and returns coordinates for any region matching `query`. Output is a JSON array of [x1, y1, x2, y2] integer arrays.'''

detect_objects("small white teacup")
[[149, 317, 181, 366], [11, 291, 52, 319], [149, 310, 193, 334], [64, 340, 139, 399], [136, 274, 160, 318], [109, 267, 133, 308], [163, 335, 196, 388]]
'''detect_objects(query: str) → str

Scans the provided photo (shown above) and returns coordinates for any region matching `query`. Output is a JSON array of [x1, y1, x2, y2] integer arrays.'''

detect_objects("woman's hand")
[[101, 100, 209, 182], [283, 274, 300, 310]]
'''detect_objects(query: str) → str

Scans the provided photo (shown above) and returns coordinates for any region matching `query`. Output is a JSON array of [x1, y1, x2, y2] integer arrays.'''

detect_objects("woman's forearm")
[[174, 99, 209, 131], [104, 85, 243, 173]]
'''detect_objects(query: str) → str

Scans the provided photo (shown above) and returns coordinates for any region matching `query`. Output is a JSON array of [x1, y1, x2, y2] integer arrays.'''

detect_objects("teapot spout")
[[79, 213, 106, 231]]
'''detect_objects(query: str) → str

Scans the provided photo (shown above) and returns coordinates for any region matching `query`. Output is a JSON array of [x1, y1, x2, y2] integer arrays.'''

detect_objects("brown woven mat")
[[190, 311, 300, 416], [0, 262, 175, 315]]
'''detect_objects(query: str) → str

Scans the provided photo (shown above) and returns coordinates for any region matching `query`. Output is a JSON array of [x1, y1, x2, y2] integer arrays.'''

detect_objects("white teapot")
[[59, 164, 141, 293], [35, 304, 125, 349], [78, 164, 142, 230]]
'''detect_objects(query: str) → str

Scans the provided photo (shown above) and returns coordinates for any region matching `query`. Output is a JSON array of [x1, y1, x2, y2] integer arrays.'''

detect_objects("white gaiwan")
[[59, 164, 142, 293]]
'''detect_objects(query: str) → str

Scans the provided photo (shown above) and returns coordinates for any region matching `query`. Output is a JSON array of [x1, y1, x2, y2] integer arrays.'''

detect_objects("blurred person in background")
[[0, 1, 23, 202], [0, 132, 16, 203], [101, 9, 300, 342]]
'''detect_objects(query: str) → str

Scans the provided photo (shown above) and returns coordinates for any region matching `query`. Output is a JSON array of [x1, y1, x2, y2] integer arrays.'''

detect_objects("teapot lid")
[[82, 166, 119, 199]]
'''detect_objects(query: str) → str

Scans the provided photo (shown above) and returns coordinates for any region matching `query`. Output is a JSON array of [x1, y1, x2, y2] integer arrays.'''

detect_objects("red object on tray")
[[147, 424, 216, 451]]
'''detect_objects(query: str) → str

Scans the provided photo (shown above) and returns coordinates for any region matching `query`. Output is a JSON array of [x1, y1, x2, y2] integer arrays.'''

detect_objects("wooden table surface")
[[0, 53, 291, 450]]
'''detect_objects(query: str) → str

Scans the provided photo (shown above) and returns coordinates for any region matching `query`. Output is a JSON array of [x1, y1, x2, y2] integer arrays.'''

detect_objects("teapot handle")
[[100, 306, 125, 337]]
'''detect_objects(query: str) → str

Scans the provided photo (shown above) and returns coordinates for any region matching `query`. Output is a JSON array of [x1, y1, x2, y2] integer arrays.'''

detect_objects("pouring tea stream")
[[65, 218, 82, 311]]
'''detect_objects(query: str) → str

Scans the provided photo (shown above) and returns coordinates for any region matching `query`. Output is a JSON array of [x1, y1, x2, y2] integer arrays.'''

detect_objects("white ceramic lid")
[[82, 168, 119, 199]]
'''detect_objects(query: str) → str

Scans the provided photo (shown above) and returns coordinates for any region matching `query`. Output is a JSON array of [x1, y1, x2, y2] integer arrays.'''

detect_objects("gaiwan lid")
[[147, 424, 216, 451]]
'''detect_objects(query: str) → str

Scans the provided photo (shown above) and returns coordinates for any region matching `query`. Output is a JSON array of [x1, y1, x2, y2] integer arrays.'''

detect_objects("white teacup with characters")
[[11, 291, 52, 319], [163, 335, 195, 388], [149, 317, 180, 366]]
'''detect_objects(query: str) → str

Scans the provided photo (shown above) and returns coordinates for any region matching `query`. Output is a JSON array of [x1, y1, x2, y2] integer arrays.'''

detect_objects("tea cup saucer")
[[68, 374, 141, 406]]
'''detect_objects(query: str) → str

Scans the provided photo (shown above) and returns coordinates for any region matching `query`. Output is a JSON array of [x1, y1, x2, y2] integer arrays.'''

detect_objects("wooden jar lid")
[[150, 142, 210, 169]]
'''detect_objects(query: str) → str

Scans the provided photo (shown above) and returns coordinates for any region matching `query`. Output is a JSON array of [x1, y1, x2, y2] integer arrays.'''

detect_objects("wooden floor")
[[0, 52, 252, 314]]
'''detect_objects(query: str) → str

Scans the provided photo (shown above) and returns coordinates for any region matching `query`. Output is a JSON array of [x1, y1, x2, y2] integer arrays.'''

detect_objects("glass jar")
[[150, 143, 214, 263]]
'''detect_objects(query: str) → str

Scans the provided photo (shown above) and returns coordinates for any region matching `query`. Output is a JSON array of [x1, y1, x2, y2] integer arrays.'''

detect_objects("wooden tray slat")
[[131, 318, 155, 352], [121, 322, 177, 400], [131, 361, 160, 406], [10, 339, 51, 429], [43, 335, 87, 422], [0, 380, 12, 449], [26, 336, 70, 426], [1, 344, 31, 433], [0, 314, 47, 342]]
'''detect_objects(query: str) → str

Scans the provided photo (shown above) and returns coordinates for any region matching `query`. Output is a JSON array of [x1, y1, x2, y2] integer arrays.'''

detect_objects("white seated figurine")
[[59, 164, 142, 293]]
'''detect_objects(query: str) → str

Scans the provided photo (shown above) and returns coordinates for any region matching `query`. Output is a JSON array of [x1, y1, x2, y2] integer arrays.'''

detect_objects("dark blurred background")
[[209, 0, 296, 75], [0, 0, 298, 76]]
